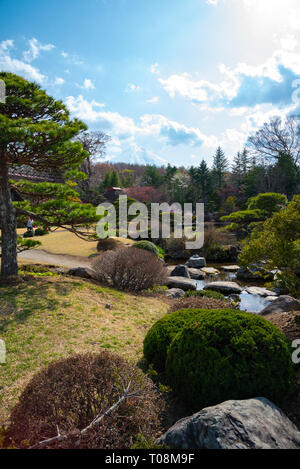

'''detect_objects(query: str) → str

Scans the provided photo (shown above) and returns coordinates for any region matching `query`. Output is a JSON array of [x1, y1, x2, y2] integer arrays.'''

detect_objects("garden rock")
[[67, 267, 97, 280], [166, 277, 197, 291], [188, 268, 206, 280], [221, 265, 240, 272], [246, 287, 277, 297], [203, 281, 242, 294], [260, 296, 300, 315], [165, 288, 185, 299], [157, 397, 300, 449], [201, 267, 220, 275], [170, 265, 190, 278], [186, 255, 206, 268]]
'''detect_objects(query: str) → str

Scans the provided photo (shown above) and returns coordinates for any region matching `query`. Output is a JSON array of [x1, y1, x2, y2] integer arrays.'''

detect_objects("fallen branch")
[[29, 380, 143, 449]]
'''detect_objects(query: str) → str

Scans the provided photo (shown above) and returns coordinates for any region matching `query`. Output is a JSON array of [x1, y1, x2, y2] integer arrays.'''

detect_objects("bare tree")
[[247, 116, 300, 164], [76, 130, 111, 191]]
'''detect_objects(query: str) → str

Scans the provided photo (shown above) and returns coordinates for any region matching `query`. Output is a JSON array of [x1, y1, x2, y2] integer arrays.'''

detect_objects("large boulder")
[[260, 296, 300, 315], [203, 281, 242, 294], [188, 268, 206, 280], [246, 287, 277, 297], [170, 265, 190, 278], [67, 267, 97, 280], [186, 255, 206, 268], [166, 276, 197, 291], [165, 288, 185, 299], [157, 398, 300, 449]]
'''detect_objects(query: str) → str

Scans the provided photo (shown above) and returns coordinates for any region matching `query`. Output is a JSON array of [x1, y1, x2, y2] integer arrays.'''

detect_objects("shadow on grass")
[[0, 278, 77, 332]]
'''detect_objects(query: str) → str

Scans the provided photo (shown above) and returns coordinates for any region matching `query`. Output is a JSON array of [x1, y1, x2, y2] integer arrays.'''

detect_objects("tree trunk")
[[0, 153, 18, 276]]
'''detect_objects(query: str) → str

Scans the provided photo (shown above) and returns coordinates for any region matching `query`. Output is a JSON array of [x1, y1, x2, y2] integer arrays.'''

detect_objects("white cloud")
[[0, 40, 46, 82], [65, 95, 105, 121], [125, 83, 141, 93], [150, 62, 160, 75], [54, 77, 65, 85], [146, 96, 160, 104], [206, 0, 219, 5], [23, 38, 54, 63], [83, 78, 95, 90], [0, 39, 14, 53]]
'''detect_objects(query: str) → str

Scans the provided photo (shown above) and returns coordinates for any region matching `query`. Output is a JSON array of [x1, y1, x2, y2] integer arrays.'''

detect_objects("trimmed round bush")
[[132, 240, 159, 257], [143, 308, 230, 371], [6, 352, 163, 449], [34, 228, 48, 236], [166, 309, 294, 412], [23, 230, 34, 238], [96, 237, 121, 252], [184, 289, 226, 301]]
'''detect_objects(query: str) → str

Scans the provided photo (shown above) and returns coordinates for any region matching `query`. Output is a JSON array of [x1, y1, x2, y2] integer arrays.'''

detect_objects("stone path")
[[18, 249, 91, 269]]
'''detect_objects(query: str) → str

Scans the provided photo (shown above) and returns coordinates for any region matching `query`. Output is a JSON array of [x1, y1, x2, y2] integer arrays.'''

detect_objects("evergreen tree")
[[110, 169, 121, 187], [142, 165, 164, 187], [0, 72, 96, 276], [212, 146, 228, 190]]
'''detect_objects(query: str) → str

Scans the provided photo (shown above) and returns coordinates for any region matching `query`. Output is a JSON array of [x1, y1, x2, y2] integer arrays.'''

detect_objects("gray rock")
[[186, 255, 206, 268], [221, 265, 240, 272], [170, 265, 190, 278], [246, 287, 277, 297], [260, 295, 300, 315], [67, 267, 97, 280], [204, 281, 242, 294], [188, 268, 206, 280], [166, 276, 197, 291], [165, 288, 185, 299], [157, 397, 300, 449]]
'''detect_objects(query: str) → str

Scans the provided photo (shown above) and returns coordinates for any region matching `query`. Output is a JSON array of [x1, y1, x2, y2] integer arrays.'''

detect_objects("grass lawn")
[[0, 275, 168, 425], [12, 228, 134, 258]]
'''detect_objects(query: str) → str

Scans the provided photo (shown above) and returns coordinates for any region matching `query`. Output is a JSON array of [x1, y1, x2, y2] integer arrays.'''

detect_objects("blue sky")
[[1, 0, 300, 167]]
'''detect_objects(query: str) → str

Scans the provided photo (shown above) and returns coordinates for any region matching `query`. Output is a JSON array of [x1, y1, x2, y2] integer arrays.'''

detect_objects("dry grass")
[[11, 227, 135, 258], [0, 275, 168, 425]]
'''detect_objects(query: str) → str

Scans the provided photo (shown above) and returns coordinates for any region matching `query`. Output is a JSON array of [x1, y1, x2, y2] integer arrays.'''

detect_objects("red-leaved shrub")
[[6, 352, 163, 449], [92, 247, 167, 292]]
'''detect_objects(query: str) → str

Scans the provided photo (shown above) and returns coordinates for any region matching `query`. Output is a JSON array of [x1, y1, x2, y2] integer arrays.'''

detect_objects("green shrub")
[[23, 230, 34, 238], [132, 240, 159, 257], [143, 308, 224, 371], [34, 228, 48, 236], [184, 289, 226, 301], [166, 309, 294, 412]]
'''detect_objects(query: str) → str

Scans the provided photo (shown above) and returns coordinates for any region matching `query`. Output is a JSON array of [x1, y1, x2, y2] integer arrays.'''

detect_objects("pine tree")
[[0, 72, 98, 276]]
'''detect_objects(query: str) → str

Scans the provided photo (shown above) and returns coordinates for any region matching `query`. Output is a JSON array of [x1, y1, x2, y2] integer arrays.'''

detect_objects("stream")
[[194, 266, 271, 313]]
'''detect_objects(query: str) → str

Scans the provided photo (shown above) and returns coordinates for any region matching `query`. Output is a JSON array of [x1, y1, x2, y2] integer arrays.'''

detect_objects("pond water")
[[195, 267, 271, 314]]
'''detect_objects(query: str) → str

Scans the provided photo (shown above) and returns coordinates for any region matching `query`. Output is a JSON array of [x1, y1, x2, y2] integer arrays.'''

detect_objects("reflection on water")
[[239, 291, 270, 313], [195, 269, 271, 314]]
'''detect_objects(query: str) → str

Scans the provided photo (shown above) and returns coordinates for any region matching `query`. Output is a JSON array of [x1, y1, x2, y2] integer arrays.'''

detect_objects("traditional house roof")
[[8, 165, 62, 183]]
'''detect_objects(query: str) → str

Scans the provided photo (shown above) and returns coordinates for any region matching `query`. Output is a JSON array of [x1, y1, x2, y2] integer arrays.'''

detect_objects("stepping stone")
[[166, 276, 197, 291], [204, 281, 242, 294], [221, 265, 240, 272], [201, 267, 220, 275], [188, 268, 206, 280], [246, 287, 277, 297]]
